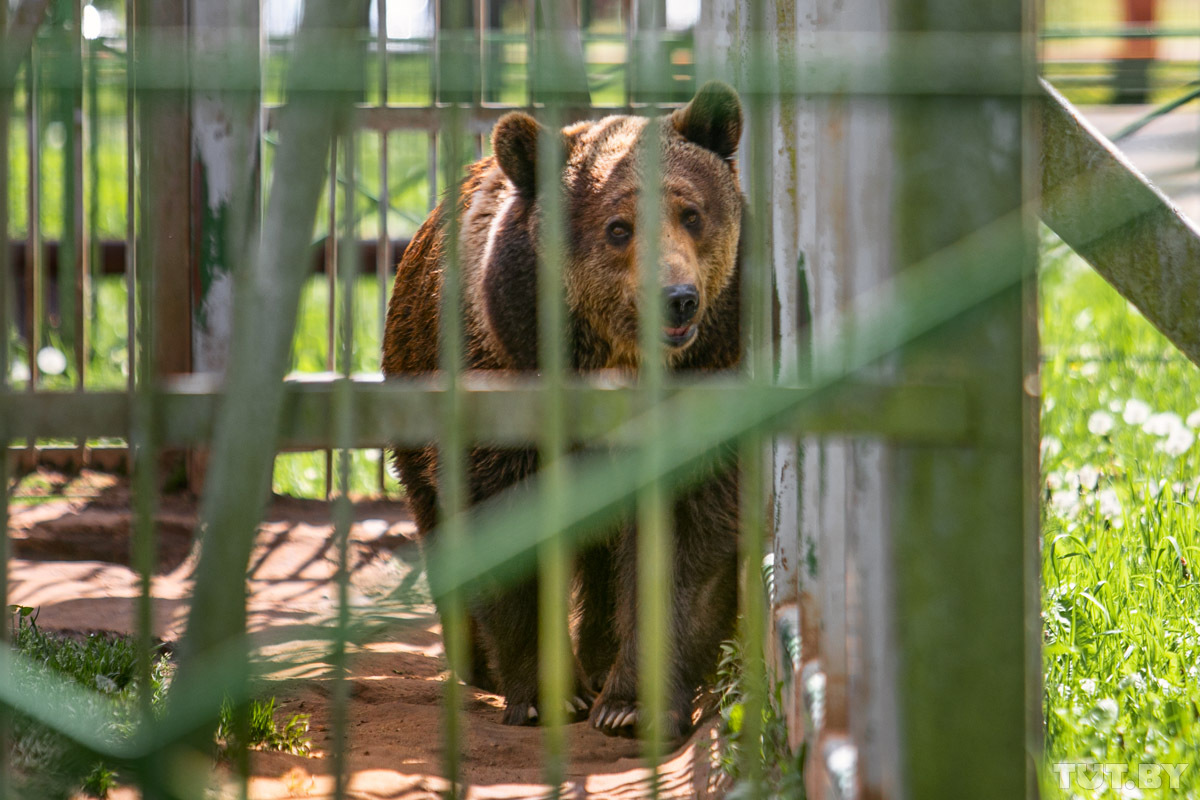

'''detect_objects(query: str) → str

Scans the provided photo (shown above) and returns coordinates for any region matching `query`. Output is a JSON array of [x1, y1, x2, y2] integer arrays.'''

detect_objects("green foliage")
[[216, 695, 312, 758], [6, 608, 309, 797], [1040, 230, 1200, 798], [713, 638, 806, 800]]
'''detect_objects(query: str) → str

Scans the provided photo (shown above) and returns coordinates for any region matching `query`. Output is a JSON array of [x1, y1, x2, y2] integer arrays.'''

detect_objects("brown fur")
[[383, 82, 745, 737]]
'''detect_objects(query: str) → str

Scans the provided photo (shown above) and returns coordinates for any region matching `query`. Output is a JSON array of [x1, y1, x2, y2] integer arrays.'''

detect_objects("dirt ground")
[[6, 470, 724, 800]]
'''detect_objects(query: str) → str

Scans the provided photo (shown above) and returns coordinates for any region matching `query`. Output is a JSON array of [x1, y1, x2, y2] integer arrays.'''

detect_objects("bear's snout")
[[662, 283, 700, 346]]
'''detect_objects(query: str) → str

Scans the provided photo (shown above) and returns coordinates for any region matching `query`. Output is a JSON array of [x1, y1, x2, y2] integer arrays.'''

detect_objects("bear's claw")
[[591, 702, 639, 737], [502, 695, 593, 726]]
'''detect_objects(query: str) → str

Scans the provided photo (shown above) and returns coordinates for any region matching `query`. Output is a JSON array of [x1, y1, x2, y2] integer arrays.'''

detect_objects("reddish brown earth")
[[7, 470, 724, 799]]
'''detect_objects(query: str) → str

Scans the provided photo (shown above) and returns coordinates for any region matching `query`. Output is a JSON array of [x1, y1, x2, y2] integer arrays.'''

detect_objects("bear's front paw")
[[502, 700, 539, 726], [502, 695, 593, 726], [590, 699, 690, 741]]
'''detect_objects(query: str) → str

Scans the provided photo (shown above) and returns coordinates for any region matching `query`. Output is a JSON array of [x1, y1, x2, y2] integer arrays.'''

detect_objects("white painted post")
[[191, 0, 260, 375]]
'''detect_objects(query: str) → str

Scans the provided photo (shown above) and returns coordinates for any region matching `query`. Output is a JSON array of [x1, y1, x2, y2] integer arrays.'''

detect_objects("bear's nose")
[[663, 283, 700, 326]]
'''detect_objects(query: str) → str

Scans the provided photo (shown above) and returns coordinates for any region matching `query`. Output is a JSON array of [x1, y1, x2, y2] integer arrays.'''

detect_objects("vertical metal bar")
[[72, 0, 88, 469], [427, 133, 438, 211], [635, 108, 667, 798], [0, 432, 8, 797], [86, 20, 100, 393], [325, 142, 339, 500], [329, 129, 358, 800], [130, 2, 163, 793], [534, 24, 570, 791], [525, 0, 534, 106], [125, 0, 137, 480], [436, 3, 472, 794], [623, 0, 634, 106], [0, 0, 14, 789], [1, 0, 10, 397], [737, 3, 772, 795], [475, 0, 485, 103], [26, 45, 41, 398], [376, 0, 390, 494]]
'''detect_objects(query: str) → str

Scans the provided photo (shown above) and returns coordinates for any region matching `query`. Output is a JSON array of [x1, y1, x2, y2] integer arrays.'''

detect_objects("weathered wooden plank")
[[1041, 79, 1200, 367], [890, 2, 1037, 800], [1, 379, 971, 449]]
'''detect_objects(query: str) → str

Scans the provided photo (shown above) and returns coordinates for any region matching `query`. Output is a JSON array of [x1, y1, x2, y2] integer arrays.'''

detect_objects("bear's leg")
[[472, 578, 593, 726], [397, 451, 498, 692], [590, 474, 739, 742], [590, 522, 663, 739], [575, 539, 619, 693]]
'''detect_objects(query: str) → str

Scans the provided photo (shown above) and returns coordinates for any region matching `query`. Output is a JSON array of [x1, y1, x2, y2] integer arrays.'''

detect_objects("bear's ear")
[[671, 81, 743, 162], [493, 112, 545, 195]]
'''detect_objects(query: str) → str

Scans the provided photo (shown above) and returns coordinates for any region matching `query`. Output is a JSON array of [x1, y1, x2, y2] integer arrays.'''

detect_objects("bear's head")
[[487, 81, 744, 371]]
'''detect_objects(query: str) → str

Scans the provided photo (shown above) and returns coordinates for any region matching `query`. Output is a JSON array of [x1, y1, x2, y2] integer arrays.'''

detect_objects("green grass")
[[7, 606, 310, 798], [713, 638, 805, 799], [1040, 230, 1200, 798]]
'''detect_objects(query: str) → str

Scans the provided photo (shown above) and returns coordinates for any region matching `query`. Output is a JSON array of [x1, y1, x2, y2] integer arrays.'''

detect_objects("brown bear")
[[382, 81, 744, 740]]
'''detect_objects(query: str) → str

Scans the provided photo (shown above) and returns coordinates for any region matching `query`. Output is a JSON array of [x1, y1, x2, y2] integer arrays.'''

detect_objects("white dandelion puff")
[[1143, 412, 1183, 437], [10, 359, 29, 382], [1161, 427, 1195, 458], [1186, 409, 1200, 429], [1097, 487, 1123, 519], [36, 346, 67, 376], [1078, 464, 1100, 491], [1049, 490, 1080, 518], [1123, 398, 1151, 425], [1087, 411, 1115, 436]]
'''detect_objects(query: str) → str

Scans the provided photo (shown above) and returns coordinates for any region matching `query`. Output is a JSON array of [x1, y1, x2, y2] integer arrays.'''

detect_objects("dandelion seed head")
[[1161, 427, 1195, 458], [37, 346, 67, 376], [1087, 411, 1115, 436], [1078, 464, 1100, 491], [1123, 398, 1151, 425], [1143, 412, 1183, 437]]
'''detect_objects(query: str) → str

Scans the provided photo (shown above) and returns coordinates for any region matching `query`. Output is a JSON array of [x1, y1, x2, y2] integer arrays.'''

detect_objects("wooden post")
[[135, 0, 192, 380]]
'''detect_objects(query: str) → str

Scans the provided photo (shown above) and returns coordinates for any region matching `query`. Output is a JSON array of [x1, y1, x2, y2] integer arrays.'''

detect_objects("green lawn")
[[1040, 230, 1200, 798]]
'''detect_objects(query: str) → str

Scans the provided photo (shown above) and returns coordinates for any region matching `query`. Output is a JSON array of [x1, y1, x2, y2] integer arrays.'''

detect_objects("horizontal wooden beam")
[[6, 238, 411, 279], [2, 376, 970, 449], [1041, 79, 1200, 367]]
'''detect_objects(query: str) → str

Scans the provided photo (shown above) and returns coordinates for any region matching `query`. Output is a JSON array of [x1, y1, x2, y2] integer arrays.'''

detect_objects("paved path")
[[1079, 103, 1200, 223]]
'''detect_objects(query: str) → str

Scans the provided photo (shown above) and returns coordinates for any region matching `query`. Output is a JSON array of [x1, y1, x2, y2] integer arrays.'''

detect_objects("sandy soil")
[[7, 470, 724, 800]]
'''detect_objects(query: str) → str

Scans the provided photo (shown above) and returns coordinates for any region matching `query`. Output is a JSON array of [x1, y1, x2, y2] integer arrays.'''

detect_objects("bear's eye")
[[681, 208, 702, 234], [606, 220, 633, 247]]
